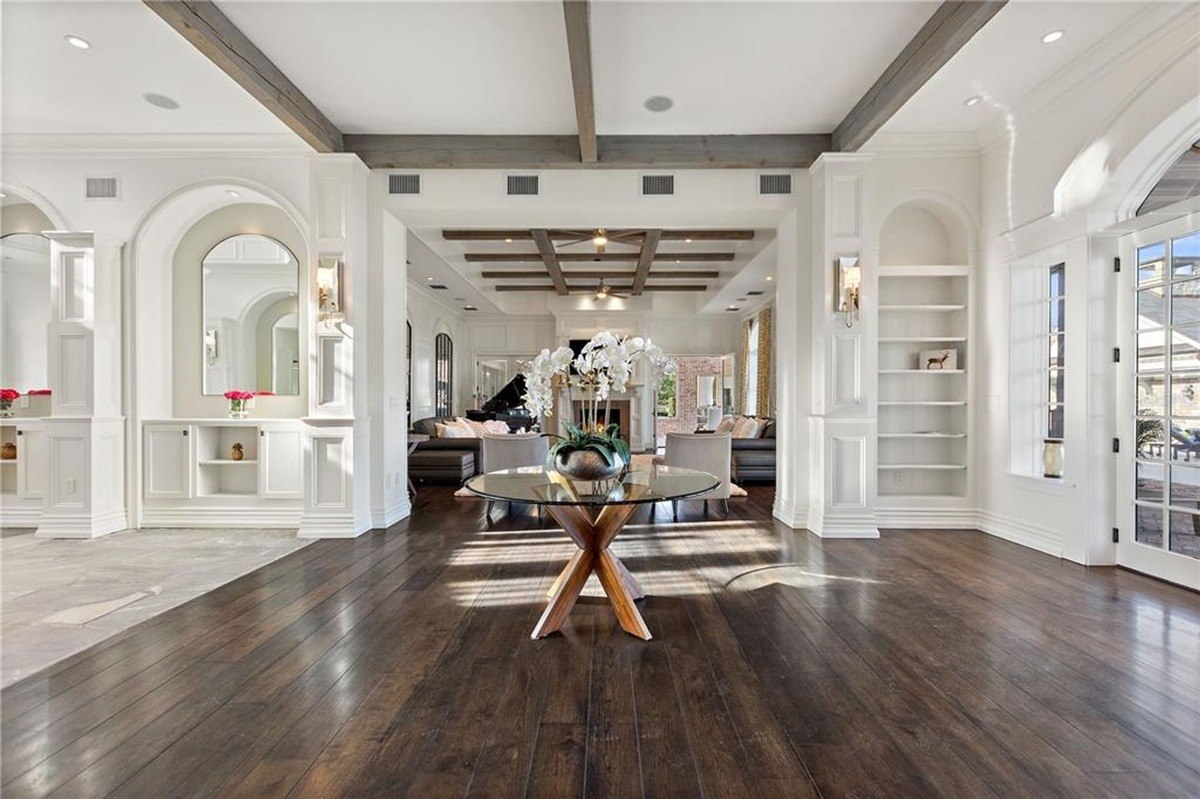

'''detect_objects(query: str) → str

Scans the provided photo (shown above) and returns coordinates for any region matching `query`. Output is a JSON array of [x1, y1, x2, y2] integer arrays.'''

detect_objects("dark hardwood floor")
[[3, 487, 1199, 798]]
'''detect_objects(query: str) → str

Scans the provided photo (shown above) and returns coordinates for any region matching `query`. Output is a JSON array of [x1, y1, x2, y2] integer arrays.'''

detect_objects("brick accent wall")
[[655, 355, 726, 439]]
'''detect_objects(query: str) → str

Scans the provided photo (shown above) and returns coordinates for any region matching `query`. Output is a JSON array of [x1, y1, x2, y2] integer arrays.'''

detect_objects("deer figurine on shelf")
[[925, 352, 952, 370]]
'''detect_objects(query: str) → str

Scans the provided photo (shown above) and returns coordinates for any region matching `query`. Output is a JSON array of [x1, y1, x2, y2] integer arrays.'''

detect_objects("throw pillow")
[[441, 421, 474, 439], [715, 415, 736, 434], [484, 420, 509, 434], [434, 422, 448, 438], [733, 417, 761, 439], [461, 418, 488, 437]]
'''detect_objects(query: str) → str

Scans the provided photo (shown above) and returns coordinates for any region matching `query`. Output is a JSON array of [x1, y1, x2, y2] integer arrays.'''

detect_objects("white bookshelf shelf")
[[878, 304, 967, 312], [199, 459, 259, 466], [877, 256, 971, 501], [878, 464, 968, 470], [0, 459, 17, 466], [879, 369, 965, 374]]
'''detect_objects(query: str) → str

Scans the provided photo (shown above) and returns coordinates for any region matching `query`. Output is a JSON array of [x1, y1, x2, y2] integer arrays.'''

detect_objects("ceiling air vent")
[[759, 173, 792, 195], [388, 173, 421, 195], [641, 174, 675, 196], [85, 176, 119, 200], [428, 283, 449, 290], [506, 174, 539, 196], [747, 290, 765, 296]]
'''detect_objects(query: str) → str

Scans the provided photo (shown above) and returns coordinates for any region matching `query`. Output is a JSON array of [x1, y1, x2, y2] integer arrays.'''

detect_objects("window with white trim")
[[1045, 263, 1065, 441], [744, 317, 760, 413]]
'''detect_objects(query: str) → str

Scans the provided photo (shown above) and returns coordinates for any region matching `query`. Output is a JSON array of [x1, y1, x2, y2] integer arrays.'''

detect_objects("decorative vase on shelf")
[[0, 388, 18, 418], [1, 442, 16, 460], [230, 443, 244, 461], [1043, 438, 1064, 479], [224, 390, 254, 420]]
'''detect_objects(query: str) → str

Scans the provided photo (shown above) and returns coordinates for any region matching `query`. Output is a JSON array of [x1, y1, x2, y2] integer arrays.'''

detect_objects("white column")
[[299, 156, 374, 538], [36, 232, 127, 538], [772, 210, 812, 528], [807, 154, 879, 538]]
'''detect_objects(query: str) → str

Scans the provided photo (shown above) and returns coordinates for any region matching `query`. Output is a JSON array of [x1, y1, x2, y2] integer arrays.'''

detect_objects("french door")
[[1121, 211, 1200, 589]]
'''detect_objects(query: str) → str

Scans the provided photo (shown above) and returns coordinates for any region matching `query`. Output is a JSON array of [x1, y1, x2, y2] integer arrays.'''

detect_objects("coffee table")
[[465, 465, 719, 640]]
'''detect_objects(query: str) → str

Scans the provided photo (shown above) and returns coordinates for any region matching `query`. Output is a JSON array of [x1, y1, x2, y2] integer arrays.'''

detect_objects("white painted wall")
[[0, 234, 50, 391]]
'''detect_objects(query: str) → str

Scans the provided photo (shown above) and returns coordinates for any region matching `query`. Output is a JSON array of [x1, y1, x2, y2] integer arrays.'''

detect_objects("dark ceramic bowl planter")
[[554, 448, 627, 481]]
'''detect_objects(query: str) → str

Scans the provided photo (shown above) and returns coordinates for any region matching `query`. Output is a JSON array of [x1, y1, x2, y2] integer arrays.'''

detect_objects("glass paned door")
[[1125, 221, 1200, 588]]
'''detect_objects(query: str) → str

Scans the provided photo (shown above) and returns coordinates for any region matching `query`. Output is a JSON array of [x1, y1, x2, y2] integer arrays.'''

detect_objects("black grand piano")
[[464, 373, 536, 431]]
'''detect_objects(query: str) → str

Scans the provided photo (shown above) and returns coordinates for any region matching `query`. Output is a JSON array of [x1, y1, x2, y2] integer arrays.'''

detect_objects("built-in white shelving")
[[877, 264, 971, 499], [0, 420, 46, 526]]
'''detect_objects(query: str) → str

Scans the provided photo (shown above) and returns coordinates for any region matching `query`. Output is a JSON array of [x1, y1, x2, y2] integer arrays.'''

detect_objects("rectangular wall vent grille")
[[429, 284, 448, 290], [759, 173, 792, 195], [641, 174, 675, 196], [388, 174, 421, 195], [747, 290, 765, 296], [85, 177, 119, 199], [506, 174, 539, 196]]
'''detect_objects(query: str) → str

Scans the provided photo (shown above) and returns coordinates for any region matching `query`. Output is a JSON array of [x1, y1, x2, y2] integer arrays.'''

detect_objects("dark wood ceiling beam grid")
[[481, 270, 720, 280], [465, 252, 734, 263], [443, 229, 753, 242], [562, 0, 597, 163], [495, 284, 709, 292], [832, 1, 1007, 152], [631, 229, 662, 296], [143, 1, 343, 153], [352, 135, 829, 169], [531, 229, 569, 295]]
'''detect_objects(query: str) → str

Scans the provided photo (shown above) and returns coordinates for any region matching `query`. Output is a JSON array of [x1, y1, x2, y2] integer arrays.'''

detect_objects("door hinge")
[[1113, 347, 1121, 363], [1112, 437, 1120, 453], [1112, 527, 1120, 543], [1113, 256, 1121, 273]]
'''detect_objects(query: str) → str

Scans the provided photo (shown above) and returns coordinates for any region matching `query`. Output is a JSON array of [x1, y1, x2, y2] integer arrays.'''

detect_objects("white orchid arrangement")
[[522, 331, 676, 468]]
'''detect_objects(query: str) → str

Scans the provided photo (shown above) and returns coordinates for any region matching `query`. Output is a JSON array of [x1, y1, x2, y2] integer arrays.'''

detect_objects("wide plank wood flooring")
[[2, 487, 1198, 798]]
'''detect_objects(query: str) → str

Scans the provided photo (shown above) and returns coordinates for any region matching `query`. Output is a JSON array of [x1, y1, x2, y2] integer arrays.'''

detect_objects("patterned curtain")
[[756, 306, 773, 417], [738, 318, 751, 413]]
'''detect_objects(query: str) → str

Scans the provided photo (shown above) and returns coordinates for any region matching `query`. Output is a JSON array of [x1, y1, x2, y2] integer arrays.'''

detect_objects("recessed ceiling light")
[[143, 93, 179, 110], [766, 276, 774, 281], [963, 95, 982, 108], [644, 95, 674, 113], [504, 238, 513, 243], [226, 189, 240, 198], [464, 305, 477, 311], [725, 306, 738, 312], [1041, 30, 1064, 44], [0, 192, 6, 199], [64, 35, 91, 50], [685, 238, 693, 244], [426, 276, 434, 281]]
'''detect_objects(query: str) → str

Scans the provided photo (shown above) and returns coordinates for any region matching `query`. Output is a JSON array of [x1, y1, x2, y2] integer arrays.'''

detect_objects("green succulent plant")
[[545, 423, 630, 469]]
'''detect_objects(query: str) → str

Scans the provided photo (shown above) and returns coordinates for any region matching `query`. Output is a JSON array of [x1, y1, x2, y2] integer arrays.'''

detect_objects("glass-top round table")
[[464, 465, 720, 640]]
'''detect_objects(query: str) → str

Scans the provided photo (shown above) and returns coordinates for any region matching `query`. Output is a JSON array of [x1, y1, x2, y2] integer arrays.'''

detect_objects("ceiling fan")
[[553, 228, 646, 255], [569, 277, 631, 300]]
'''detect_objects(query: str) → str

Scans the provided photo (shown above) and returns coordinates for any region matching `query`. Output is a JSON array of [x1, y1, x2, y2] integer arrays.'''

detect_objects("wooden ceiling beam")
[[443, 229, 753, 242], [495, 284, 709, 292], [562, 1, 597, 163], [481, 270, 720, 279], [351, 134, 827, 169], [832, 1, 1007, 151], [143, 1, 343, 153], [631, 229, 662, 296], [465, 252, 734, 263], [531, 229, 569, 295]]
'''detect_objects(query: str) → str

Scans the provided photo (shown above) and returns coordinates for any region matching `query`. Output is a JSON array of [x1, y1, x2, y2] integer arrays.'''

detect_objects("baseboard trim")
[[808, 511, 881, 539], [35, 507, 128, 539], [877, 507, 980, 529], [370, 497, 412, 530], [0, 508, 42, 527], [975, 509, 1064, 558], [772, 499, 809, 530], [140, 508, 302, 528]]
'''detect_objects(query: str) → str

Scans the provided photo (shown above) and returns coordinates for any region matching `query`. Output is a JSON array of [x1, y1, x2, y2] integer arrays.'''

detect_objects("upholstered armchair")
[[479, 433, 549, 520], [663, 432, 732, 519]]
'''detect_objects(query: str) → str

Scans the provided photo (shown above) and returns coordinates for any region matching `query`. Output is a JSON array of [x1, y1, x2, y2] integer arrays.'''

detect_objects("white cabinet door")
[[144, 424, 192, 500], [260, 426, 303, 499], [16, 425, 47, 500]]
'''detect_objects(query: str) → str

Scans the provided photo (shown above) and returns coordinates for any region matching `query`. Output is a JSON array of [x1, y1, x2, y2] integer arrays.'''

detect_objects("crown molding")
[[861, 131, 981, 157], [1, 133, 311, 158]]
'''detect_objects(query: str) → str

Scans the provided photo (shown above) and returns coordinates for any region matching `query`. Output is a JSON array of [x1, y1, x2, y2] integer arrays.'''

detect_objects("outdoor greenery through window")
[[1134, 229, 1200, 559], [1046, 263, 1065, 440], [656, 372, 676, 417]]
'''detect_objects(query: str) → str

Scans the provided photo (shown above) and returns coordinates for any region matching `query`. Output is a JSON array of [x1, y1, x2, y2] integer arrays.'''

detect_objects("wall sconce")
[[317, 255, 344, 324], [835, 255, 861, 328], [204, 328, 218, 365]]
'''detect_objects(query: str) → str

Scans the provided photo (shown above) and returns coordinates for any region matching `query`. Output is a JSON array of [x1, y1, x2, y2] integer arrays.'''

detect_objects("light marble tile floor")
[[0, 526, 310, 688]]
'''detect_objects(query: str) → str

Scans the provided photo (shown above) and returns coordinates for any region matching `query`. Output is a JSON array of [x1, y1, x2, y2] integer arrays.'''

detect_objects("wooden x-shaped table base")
[[532, 498, 651, 640]]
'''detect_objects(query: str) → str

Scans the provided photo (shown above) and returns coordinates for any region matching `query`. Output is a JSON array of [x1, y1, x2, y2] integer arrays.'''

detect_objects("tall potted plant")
[[523, 332, 675, 481]]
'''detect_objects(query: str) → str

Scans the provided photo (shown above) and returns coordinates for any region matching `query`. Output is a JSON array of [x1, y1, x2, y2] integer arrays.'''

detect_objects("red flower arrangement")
[[0, 389, 19, 403], [224, 391, 255, 401], [224, 390, 255, 419]]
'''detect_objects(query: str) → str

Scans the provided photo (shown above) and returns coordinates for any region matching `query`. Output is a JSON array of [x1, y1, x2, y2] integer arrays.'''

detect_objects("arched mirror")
[[0, 233, 51, 392], [202, 233, 300, 395]]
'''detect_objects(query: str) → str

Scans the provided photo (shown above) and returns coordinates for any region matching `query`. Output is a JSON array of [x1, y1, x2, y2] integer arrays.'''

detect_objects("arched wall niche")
[[879, 195, 974, 267], [0, 184, 67, 233], [130, 179, 312, 422], [172, 205, 306, 418]]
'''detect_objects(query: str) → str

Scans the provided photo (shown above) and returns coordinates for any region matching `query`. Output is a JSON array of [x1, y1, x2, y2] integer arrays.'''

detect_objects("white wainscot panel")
[[830, 333, 862, 409], [17, 425, 48, 500], [262, 427, 303, 499], [50, 435, 87, 509], [475, 324, 510, 350], [830, 174, 862, 239], [830, 434, 868, 509], [311, 435, 349, 507], [56, 333, 91, 411], [144, 424, 192, 499], [317, 175, 347, 240]]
